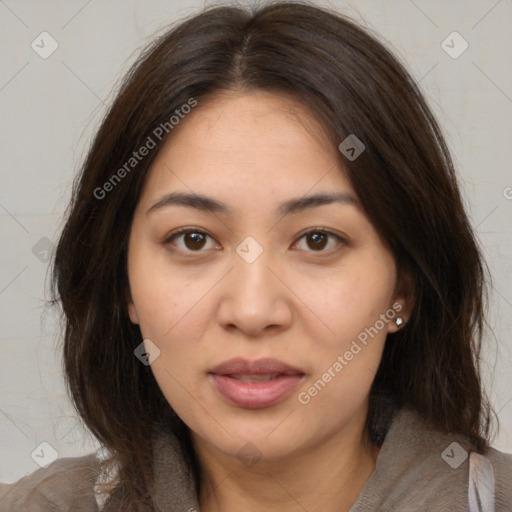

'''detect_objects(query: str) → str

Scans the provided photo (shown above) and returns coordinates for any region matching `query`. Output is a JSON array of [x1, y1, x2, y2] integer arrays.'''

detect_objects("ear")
[[387, 270, 415, 334], [128, 301, 140, 324], [126, 287, 140, 325]]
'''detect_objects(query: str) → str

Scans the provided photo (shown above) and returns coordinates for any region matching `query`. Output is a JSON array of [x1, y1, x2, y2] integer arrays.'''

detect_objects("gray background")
[[1, 0, 511, 483]]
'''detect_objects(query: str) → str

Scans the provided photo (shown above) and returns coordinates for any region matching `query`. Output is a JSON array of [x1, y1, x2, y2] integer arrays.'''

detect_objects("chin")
[[193, 415, 310, 462]]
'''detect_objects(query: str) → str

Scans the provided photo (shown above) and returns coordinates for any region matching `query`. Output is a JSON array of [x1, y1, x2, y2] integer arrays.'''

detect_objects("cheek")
[[129, 249, 206, 340], [291, 257, 394, 409], [128, 256, 215, 403], [295, 261, 395, 351], [297, 305, 388, 421]]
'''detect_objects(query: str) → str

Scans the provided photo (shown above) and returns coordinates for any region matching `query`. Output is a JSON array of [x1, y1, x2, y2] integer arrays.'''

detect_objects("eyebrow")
[[147, 191, 360, 216]]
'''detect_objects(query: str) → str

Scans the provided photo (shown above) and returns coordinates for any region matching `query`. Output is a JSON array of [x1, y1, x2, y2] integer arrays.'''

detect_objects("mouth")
[[208, 358, 305, 409], [228, 374, 283, 382]]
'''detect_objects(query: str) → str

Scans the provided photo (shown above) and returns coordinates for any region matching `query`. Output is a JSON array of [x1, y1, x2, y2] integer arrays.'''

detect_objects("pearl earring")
[[394, 316, 404, 327]]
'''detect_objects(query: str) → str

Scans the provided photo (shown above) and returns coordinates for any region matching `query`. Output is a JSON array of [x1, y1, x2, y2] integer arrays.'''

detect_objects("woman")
[[1, 2, 511, 511]]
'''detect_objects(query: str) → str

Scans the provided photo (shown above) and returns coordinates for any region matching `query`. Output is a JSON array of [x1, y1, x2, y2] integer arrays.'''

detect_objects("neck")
[[194, 415, 379, 512]]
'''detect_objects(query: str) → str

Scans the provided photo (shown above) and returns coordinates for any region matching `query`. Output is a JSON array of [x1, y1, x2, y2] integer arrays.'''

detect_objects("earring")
[[394, 316, 404, 327]]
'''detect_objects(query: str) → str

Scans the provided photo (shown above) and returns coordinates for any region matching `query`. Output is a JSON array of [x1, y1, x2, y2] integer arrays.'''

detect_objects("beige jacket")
[[1, 407, 511, 511]]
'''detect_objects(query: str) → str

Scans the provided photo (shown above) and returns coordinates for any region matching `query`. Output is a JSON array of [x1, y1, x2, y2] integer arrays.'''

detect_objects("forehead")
[[139, 90, 356, 210], [176, 89, 332, 144]]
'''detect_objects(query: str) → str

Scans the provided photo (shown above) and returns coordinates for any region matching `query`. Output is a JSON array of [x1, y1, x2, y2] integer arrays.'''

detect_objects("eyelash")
[[163, 227, 347, 256]]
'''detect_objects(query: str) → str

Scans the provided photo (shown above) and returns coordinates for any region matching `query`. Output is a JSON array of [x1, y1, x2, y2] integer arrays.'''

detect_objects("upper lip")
[[209, 357, 304, 376]]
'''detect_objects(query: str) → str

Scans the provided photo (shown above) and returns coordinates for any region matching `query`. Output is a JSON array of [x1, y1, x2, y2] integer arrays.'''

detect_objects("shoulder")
[[483, 445, 512, 507], [370, 406, 512, 510], [0, 453, 101, 511]]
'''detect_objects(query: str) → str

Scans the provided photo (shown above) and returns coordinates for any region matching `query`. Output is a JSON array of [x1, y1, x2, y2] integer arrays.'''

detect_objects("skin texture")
[[127, 90, 413, 512]]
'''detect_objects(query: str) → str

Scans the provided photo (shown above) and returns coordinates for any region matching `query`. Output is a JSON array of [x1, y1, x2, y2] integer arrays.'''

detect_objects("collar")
[[101, 406, 475, 511]]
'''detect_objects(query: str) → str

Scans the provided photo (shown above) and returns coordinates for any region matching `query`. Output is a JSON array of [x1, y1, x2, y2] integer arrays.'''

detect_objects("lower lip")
[[209, 373, 304, 409]]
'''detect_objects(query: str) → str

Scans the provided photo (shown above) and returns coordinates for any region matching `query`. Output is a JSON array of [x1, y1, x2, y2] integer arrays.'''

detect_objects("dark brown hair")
[[51, 1, 495, 509]]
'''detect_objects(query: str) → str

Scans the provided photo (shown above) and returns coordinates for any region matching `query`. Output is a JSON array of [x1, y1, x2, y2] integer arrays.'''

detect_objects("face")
[[127, 90, 409, 463]]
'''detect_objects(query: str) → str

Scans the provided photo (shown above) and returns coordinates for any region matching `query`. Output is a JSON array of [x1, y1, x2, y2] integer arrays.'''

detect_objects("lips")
[[230, 374, 280, 382], [209, 357, 303, 376], [208, 357, 305, 409]]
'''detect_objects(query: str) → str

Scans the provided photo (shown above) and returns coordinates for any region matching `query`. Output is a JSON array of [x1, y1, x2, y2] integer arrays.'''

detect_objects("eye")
[[163, 228, 219, 253], [293, 229, 346, 253], [163, 227, 347, 255]]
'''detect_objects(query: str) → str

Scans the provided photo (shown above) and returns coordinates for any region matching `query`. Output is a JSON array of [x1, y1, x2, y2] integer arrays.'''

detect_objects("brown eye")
[[306, 232, 329, 250], [182, 232, 207, 250], [294, 229, 346, 253], [164, 228, 346, 255], [164, 229, 218, 253]]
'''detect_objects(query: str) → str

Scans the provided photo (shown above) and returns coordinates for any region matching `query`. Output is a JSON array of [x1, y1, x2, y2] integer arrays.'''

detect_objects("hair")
[[51, 1, 496, 509]]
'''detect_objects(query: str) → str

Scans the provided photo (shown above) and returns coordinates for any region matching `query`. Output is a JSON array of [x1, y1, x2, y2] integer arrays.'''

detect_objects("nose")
[[216, 246, 293, 338]]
